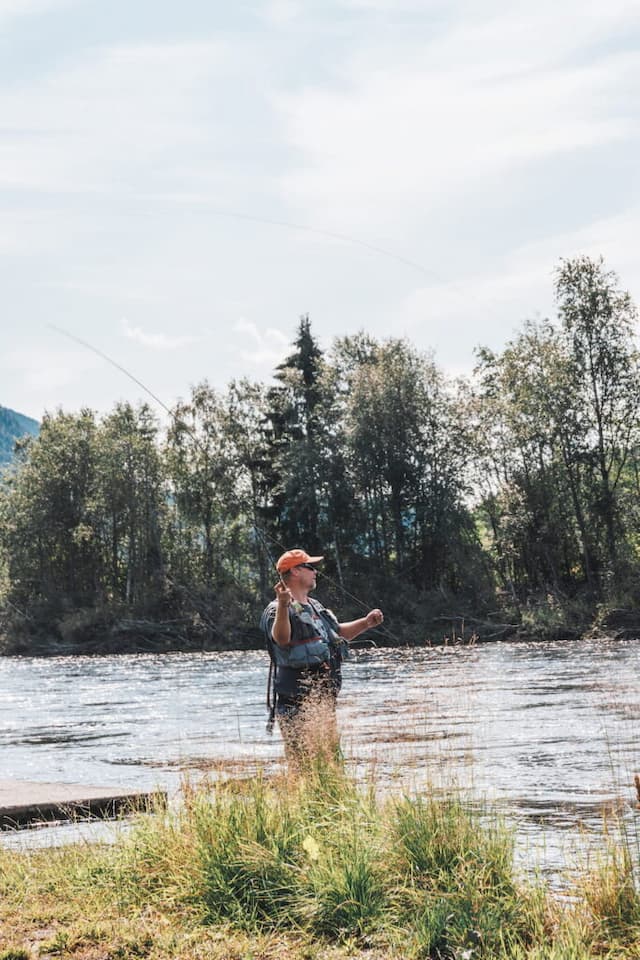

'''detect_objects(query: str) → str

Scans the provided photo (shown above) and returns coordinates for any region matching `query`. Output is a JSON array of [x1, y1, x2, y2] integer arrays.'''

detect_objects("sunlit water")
[[1, 639, 639, 877]]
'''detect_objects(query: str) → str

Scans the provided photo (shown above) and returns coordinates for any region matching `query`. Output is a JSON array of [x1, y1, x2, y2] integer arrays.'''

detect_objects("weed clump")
[[387, 795, 535, 956], [110, 764, 538, 954]]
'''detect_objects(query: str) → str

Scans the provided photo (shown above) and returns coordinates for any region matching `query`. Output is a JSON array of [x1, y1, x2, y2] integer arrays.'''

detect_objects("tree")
[[471, 329, 587, 599], [555, 256, 640, 571], [165, 382, 237, 588], [225, 378, 273, 595], [263, 315, 328, 551], [471, 257, 640, 603], [0, 410, 99, 609], [93, 403, 165, 606], [344, 337, 473, 591]]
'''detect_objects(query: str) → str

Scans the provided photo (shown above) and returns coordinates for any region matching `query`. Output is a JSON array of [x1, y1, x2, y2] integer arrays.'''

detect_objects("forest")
[[1, 255, 640, 654]]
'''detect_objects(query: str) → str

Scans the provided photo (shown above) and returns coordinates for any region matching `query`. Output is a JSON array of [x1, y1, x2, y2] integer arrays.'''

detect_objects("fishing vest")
[[261, 597, 349, 700]]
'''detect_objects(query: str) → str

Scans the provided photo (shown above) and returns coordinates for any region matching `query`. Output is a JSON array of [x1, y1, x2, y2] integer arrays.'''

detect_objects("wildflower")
[[302, 835, 320, 861]]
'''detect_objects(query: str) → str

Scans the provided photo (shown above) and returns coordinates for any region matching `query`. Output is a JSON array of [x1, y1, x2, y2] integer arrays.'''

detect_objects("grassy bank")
[[1, 762, 640, 959], [3, 584, 636, 657]]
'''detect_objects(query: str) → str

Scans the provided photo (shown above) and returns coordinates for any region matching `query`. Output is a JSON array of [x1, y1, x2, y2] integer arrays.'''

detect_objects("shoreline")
[[1, 620, 636, 657]]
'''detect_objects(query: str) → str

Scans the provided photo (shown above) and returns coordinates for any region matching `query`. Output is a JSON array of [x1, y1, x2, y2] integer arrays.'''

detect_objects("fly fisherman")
[[261, 548, 384, 765]]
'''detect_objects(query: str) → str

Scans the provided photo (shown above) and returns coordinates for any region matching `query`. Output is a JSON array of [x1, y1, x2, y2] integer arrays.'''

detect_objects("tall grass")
[[106, 762, 543, 956], [387, 794, 538, 956], [2, 759, 640, 958]]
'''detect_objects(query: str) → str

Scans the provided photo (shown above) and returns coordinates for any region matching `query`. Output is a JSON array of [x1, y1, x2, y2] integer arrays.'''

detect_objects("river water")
[[1, 639, 639, 875]]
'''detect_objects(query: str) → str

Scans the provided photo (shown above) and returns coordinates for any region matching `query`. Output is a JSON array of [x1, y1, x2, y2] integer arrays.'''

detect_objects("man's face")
[[292, 562, 317, 589]]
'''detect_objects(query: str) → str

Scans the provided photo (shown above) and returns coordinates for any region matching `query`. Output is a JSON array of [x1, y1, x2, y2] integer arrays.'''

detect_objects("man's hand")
[[272, 580, 293, 648], [274, 580, 293, 607], [365, 609, 384, 629]]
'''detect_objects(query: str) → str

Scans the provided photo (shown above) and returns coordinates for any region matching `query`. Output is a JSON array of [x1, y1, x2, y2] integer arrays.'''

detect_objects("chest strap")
[[288, 634, 325, 647]]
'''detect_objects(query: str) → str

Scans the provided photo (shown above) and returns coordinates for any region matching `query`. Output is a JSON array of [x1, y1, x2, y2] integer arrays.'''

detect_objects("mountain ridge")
[[0, 405, 40, 466]]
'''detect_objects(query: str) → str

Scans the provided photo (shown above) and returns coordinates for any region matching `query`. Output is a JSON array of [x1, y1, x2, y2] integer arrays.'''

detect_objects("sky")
[[1, 0, 639, 421]]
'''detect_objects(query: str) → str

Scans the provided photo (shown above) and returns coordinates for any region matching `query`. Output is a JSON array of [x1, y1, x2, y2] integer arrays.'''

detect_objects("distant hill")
[[0, 405, 39, 466]]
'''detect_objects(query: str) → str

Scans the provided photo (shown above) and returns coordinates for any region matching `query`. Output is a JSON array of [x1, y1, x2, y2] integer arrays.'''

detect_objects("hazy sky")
[[2, 0, 639, 420]]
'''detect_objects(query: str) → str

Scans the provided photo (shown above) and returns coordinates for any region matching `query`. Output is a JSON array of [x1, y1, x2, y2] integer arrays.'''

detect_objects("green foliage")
[[2, 255, 640, 649], [341, 337, 478, 592], [472, 256, 640, 611], [574, 843, 640, 947], [0, 409, 100, 609], [165, 382, 239, 588], [262, 314, 330, 551], [0, 405, 166, 628], [388, 795, 530, 957]]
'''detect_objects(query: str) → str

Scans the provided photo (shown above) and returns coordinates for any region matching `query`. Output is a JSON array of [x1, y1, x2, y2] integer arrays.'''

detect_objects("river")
[[1, 638, 639, 875]]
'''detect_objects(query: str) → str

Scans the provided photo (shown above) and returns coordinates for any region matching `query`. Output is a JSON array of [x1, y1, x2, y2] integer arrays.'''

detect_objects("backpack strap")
[[264, 618, 278, 734], [307, 597, 341, 639]]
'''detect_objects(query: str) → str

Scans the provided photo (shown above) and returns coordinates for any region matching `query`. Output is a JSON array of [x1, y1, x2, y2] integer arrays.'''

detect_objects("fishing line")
[[191, 205, 451, 286], [167, 200, 485, 316], [47, 323, 231, 769], [48, 324, 174, 418]]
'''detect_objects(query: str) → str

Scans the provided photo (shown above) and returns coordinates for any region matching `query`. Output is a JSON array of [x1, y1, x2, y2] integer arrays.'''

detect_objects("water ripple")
[[1, 639, 639, 873]]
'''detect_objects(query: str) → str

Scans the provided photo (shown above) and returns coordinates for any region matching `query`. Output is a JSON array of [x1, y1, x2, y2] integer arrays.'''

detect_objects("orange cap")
[[276, 549, 324, 574]]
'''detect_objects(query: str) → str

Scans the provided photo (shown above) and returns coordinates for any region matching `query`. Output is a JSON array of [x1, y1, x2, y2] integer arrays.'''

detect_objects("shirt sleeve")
[[261, 602, 302, 645]]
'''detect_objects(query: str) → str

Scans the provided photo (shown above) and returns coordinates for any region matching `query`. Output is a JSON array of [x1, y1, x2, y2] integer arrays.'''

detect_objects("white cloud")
[[274, 3, 639, 233], [2, 1, 639, 419], [121, 317, 201, 351], [0, 342, 101, 406], [0, 207, 61, 255], [233, 317, 289, 367], [0, 0, 76, 26], [0, 40, 230, 193], [344, 0, 447, 10], [400, 204, 640, 373], [37, 277, 164, 304], [262, 0, 302, 24]]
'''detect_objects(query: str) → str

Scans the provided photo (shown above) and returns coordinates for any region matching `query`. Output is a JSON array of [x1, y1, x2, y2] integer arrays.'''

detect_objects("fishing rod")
[[47, 323, 397, 640]]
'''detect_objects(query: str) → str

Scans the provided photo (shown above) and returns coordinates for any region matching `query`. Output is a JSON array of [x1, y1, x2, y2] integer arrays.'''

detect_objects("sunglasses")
[[297, 563, 317, 571]]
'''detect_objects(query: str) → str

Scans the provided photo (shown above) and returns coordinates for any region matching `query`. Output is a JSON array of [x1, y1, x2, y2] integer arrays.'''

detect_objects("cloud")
[[262, 0, 302, 24], [400, 203, 640, 373], [0, 341, 102, 418], [0, 0, 76, 26], [343, 0, 447, 10], [233, 317, 289, 367], [274, 2, 640, 234], [0, 207, 63, 256], [0, 40, 232, 194], [36, 278, 164, 304], [121, 317, 201, 350], [2, 0, 639, 420]]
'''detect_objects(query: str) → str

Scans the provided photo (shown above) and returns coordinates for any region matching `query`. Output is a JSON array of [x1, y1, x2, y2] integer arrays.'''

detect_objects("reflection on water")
[[1, 638, 639, 873]]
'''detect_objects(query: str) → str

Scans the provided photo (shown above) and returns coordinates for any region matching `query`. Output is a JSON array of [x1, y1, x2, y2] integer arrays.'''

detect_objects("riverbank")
[[2, 586, 638, 656], [1, 763, 639, 959]]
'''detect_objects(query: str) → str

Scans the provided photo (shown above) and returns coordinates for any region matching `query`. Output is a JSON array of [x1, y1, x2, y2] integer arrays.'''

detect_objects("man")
[[261, 548, 383, 765]]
